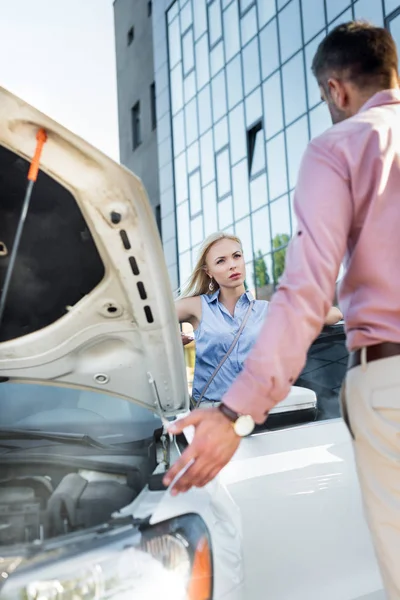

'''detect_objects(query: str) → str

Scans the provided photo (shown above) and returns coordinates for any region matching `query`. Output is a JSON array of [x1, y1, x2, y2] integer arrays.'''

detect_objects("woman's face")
[[205, 239, 246, 290]]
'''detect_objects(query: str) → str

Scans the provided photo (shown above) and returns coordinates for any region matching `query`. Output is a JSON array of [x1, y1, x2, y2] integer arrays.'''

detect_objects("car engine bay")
[[0, 443, 160, 546]]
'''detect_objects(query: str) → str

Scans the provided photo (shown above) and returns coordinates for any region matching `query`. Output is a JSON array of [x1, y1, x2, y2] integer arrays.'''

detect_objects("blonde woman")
[[176, 232, 342, 407]]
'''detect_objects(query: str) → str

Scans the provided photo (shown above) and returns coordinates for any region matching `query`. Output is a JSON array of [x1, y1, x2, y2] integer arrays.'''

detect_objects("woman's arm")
[[324, 306, 343, 325], [175, 296, 202, 329]]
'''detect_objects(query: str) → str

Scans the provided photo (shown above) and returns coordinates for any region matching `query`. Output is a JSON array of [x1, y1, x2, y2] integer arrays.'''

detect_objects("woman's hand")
[[324, 306, 343, 325]]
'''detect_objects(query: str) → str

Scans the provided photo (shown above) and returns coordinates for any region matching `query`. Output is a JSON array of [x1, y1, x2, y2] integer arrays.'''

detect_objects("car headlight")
[[0, 514, 212, 600]]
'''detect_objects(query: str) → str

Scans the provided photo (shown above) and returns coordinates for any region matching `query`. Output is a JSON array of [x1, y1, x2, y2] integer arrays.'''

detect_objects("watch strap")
[[218, 403, 240, 423]]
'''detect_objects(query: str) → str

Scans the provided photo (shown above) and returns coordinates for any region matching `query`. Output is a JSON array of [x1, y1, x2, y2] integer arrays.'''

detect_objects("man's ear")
[[327, 77, 348, 109]]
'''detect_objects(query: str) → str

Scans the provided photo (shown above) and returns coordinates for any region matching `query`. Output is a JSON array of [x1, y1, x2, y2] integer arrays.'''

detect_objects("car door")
[[220, 324, 384, 600]]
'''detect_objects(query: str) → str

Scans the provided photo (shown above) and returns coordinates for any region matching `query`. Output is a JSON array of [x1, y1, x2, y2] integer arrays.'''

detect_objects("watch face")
[[234, 414, 255, 437]]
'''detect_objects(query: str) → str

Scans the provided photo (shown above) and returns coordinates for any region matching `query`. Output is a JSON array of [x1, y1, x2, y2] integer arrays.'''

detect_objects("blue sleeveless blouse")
[[192, 290, 268, 402]]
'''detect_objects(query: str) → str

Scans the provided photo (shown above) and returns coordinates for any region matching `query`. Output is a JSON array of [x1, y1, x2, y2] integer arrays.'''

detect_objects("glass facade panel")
[[282, 51, 307, 125], [259, 19, 279, 81], [229, 103, 247, 165], [245, 88, 263, 127], [250, 172, 268, 211], [191, 213, 204, 247], [232, 159, 250, 220], [385, 0, 400, 15], [301, 0, 326, 43], [179, 251, 192, 287], [182, 28, 195, 75], [185, 96, 199, 146], [211, 41, 225, 76], [245, 260, 255, 296], [195, 35, 210, 91], [235, 217, 253, 262], [241, 6, 258, 46], [184, 71, 196, 103], [266, 133, 288, 200], [214, 116, 229, 151], [326, 0, 351, 23], [187, 141, 200, 173], [270, 195, 291, 242], [226, 55, 244, 109], [203, 181, 218, 236], [279, 0, 302, 63], [388, 12, 400, 57], [175, 152, 188, 204], [218, 195, 234, 228], [177, 201, 191, 252], [193, 0, 207, 40], [252, 205, 271, 256], [328, 7, 353, 30], [208, 0, 223, 47], [240, 0, 255, 13], [198, 84, 212, 134], [200, 130, 215, 185], [168, 16, 181, 68], [354, 0, 384, 25], [189, 170, 202, 215], [180, 0, 193, 32], [305, 33, 325, 109], [216, 148, 231, 198], [171, 63, 184, 115], [173, 110, 186, 155], [263, 72, 284, 138], [286, 116, 309, 188], [309, 102, 332, 139], [257, 0, 276, 28], [242, 38, 261, 95], [224, 1, 241, 62], [212, 70, 228, 122]]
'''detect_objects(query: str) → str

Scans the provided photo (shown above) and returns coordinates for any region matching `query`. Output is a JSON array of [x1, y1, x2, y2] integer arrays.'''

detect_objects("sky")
[[0, 0, 119, 161]]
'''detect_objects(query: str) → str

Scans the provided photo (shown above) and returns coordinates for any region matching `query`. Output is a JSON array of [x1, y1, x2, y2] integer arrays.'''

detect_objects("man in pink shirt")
[[164, 21, 400, 596]]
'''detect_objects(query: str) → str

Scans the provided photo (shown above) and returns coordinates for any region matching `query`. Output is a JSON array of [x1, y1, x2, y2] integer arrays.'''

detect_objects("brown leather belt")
[[348, 342, 400, 370]]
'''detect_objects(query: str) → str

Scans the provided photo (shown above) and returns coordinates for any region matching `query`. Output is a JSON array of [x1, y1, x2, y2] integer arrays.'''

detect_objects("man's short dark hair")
[[312, 21, 399, 90]]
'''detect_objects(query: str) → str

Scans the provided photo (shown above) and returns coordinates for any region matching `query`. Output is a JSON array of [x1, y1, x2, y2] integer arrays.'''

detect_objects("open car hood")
[[0, 87, 189, 416]]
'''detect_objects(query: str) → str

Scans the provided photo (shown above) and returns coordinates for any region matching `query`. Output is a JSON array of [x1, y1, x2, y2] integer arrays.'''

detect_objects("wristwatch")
[[218, 403, 255, 437]]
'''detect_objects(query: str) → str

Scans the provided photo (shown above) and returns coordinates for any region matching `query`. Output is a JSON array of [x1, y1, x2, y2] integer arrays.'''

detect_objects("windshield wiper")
[[0, 428, 108, 449]]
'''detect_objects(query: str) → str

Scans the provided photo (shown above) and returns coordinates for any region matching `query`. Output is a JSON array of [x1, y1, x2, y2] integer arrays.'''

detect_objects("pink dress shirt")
[[223, 89, 400, 423]]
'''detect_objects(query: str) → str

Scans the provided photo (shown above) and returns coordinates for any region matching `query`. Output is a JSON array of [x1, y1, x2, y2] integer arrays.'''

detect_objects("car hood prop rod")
[[0, 128, 47, 330]]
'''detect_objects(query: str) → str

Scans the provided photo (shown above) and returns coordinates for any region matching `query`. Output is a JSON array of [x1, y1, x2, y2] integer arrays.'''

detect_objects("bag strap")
[[192, 299, 255, 409]]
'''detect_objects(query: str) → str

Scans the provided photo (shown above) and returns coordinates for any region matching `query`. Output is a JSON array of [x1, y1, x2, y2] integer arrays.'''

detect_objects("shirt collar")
[[205, 289, 254, 304], [358, 89, 400, 114]]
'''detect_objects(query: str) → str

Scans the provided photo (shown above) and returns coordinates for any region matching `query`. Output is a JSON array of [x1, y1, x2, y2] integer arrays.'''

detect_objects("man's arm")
[[222, 137, 353, 423]]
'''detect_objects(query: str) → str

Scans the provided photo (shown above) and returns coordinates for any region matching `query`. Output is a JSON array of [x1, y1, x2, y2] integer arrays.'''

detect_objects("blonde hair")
[[180, 232, 242, 298]]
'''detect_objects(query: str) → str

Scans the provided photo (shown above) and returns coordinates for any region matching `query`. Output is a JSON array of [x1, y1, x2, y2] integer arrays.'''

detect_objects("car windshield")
[[0, 382, 162, 445]]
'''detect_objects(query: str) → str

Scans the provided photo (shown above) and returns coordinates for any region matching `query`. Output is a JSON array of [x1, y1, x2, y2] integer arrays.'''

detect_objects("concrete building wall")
[[113, 0, 160, 224]]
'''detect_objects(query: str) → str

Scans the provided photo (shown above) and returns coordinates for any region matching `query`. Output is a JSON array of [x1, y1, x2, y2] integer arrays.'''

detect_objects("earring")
[[209, 278, 214, 292]]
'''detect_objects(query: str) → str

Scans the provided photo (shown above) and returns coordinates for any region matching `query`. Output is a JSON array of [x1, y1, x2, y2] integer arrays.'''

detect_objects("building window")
[[150, 83, 157, 130], [247, 121, 264, 177], [155, 204, 162, 239], [148, 1, 152, 17], [131, 102, 141, 150], [127, 26, 134, 46]]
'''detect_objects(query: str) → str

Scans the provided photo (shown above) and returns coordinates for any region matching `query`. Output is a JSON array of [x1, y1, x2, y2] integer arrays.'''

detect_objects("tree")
[[253, 250, 270, 288], [272, 233, 290, 283]]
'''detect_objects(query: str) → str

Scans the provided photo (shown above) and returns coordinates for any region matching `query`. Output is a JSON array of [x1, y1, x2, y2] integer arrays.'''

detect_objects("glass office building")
[[151, 0, 400, 296]]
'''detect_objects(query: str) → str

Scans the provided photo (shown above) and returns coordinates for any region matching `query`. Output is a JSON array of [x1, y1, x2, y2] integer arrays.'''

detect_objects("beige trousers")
[[344, 352, 400, 600]]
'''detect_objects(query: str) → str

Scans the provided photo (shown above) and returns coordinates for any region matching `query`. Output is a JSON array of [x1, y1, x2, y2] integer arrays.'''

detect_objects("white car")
[[0, 87, 384, 600]]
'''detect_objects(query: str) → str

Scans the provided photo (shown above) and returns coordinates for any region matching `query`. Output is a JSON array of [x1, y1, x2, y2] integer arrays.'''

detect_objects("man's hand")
[[163, 408, 241, 495]]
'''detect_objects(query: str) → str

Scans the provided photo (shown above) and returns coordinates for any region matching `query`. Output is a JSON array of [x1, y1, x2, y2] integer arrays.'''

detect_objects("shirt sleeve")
[[222, 136, 353, 423]]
